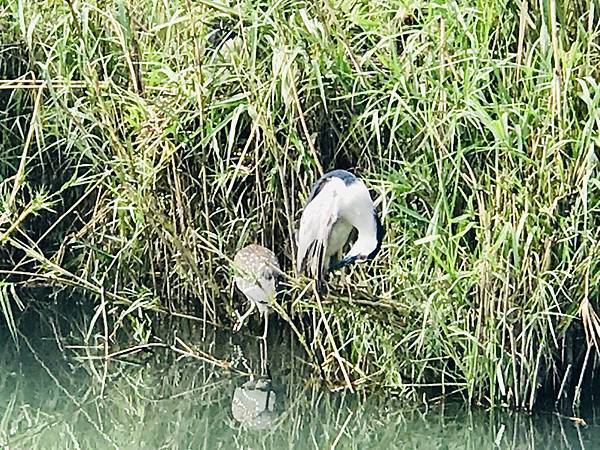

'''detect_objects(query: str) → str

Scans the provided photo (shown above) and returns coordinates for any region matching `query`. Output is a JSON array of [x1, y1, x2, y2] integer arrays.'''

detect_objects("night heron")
[[233, 244, 281, 339], [231, 375, 278, 429], [296, 169, 384, 282]]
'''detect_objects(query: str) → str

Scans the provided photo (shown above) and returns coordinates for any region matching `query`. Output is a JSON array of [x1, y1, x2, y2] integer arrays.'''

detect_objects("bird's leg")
[[261, 311, 269, 341], [334, 250, 353, 301], [233, 302, 256, 332], [339, 268, 353, 302], [259, 328, 268, 377]]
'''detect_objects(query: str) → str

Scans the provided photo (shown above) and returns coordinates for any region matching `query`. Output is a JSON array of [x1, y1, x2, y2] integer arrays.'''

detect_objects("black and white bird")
[[233, 244, 281, 339], [296, 169, 384, 282]]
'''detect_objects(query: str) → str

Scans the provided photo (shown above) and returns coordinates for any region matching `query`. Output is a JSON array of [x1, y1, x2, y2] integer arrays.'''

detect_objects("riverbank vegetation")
[[1, 0, 599, 409]]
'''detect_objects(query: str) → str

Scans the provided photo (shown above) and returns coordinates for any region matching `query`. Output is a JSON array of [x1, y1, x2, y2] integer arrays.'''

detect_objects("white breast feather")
[[339, 180, 378, 259], [235, 278, 268, 304]]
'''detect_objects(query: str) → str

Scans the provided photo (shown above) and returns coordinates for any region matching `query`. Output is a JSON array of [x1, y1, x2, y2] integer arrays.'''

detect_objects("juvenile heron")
[[296, 169, 384, 282], [233, 244, 281, 339]]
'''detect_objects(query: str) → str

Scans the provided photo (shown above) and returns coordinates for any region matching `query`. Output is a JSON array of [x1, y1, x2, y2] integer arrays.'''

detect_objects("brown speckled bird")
[[233, 244, 281, 339]]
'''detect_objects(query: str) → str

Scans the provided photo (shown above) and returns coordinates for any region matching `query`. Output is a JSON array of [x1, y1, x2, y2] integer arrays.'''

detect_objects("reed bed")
[[1, 0, 599, 409]]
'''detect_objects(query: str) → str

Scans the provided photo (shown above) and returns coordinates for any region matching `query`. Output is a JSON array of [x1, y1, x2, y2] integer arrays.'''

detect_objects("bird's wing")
[[305, 173, 331, 204], [296, 179, 342, 278]]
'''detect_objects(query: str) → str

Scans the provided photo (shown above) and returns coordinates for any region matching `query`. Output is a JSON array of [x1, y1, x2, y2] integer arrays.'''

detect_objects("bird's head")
[[329, 213, 384, 271], [257, 267, 280, 300]]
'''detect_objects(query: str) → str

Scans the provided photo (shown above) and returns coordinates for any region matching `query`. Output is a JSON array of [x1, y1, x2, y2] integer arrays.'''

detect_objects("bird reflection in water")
[[231, 339, 280, 430]]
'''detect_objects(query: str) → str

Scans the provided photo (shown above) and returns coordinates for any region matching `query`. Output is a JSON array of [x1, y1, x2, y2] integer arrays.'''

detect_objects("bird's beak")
[[328, 255, 359, 271]]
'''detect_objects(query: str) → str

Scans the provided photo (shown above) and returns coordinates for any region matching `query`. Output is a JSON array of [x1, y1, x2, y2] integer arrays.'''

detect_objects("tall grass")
[[1, 0, 599, 408]]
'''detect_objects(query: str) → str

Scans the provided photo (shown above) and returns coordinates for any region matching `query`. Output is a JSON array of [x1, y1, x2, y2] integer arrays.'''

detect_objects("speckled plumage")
[[234, 244, 280, 312], [231, 377, 278, 429], [232, 245, 281, 338]]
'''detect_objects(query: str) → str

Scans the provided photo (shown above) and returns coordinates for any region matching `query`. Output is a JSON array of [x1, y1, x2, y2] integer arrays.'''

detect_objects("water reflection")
[[230, 338, 280, 430], [231, 375, 279, 429], [1, 325, 599, 449]]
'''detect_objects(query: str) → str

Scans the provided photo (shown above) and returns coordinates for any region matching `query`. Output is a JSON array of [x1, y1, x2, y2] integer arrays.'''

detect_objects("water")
[[1, 320, 599, 449]]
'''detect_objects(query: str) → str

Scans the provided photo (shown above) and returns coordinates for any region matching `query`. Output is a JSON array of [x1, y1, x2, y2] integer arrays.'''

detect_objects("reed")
[[1, 0, 599, 408]]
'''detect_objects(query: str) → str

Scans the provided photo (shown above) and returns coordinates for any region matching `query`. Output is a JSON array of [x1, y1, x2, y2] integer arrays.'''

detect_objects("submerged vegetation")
[[1, 0, 599, 409], [2, 324, 594, 449]]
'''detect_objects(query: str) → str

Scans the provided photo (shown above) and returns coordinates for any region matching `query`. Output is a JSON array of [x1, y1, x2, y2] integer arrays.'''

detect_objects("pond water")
[[0, 319, 598, 449]]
